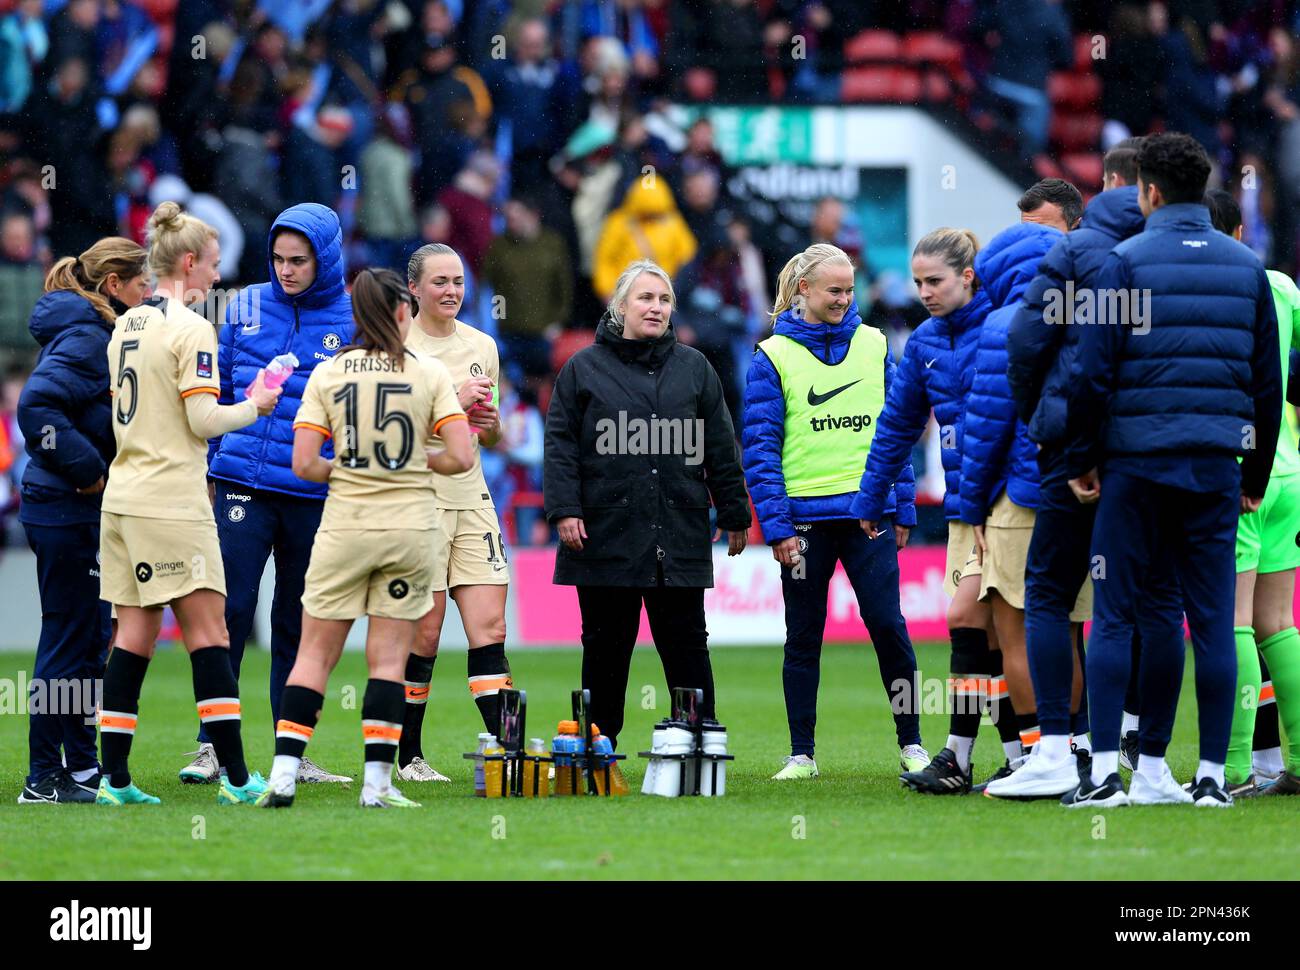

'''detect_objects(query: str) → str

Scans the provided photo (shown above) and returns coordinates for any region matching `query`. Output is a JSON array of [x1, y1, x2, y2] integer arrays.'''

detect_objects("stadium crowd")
[[3, 0, 1300, 546]]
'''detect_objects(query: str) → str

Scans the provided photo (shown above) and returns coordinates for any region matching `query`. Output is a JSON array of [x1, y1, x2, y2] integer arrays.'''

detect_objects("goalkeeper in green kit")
[[1205, 190, 1300, 795]]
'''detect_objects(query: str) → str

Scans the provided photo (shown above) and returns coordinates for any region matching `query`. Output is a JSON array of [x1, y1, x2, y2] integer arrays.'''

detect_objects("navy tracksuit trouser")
[[779, 517, 921, 756], [1086, 470, 1238, 762], [1026, 450, 1143, 737], [23, 521, 111, 785], [202, 485, 323, 743]]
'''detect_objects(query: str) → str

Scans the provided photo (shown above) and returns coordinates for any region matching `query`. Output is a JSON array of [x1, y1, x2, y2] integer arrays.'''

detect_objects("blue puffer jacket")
[[1067, 202, 1282, 497], [16, 291, 118, 526], [207, 203, 353, 498], [742, 303, 915, 543], [959, 223, 1063, 523], [1006, 186, 1146, 449], [852, 288, 991, 521]]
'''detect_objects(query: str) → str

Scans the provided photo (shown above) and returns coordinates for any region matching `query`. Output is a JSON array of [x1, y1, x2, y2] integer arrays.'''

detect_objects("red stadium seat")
[[1048, 72, 1102, 111], [1049, 112, 1102, 153], [1061, 151, 1104, 189], [549, 328, 594, 374], [921, 68, 953, 103], [1074, 33, 1099, 72], [842, 66, 898, 102], [841, 66, 927, 104], [1033, 153, 1067, 181], [901, 31, 964, 77], [138, 0, 179, 24], [844, 29, 902, 63]]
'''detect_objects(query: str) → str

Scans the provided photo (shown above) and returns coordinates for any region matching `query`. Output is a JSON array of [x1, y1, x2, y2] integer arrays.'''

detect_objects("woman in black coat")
[[16, 238, 149, 804], [544, 258, 751, 746]]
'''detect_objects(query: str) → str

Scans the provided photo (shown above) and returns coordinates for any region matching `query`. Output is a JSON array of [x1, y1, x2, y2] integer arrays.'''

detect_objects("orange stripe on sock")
[[988, 677, 1009, 698], [468, 674, 512, 697], [98, 713, 137, 730], [277, 719, 314, 739], [1259, 683, 1275, 704], [197, 701, 240, 719], [405, 685, 430, 701], [1020, 728, 1041, 747], [947, 677, 990, 695], [362, 724, 402, 743]]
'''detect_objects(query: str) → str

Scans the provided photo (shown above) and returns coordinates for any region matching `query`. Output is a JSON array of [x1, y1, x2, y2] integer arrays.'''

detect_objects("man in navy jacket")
[[1063, 133, 1282, 808], [186, 203, 354, 784], [1001, 141, 1148, 795]]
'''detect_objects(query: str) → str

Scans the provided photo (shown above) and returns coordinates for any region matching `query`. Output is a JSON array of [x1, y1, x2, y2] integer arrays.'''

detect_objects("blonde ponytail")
[[43, 237, 148, 325], [146, 200, 217, 281], [768, 243, 853, 328]]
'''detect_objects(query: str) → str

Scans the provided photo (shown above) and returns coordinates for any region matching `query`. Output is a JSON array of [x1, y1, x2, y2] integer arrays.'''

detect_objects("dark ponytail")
[[347, 268, 412, 367]]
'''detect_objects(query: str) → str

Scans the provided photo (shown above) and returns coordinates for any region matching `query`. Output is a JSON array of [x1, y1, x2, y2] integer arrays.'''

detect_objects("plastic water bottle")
[[245, 352, 299, 398], [642, 721, 669, 795], [699, 723, 728, 797], [483, 735, 505, 798], [589, 724, 629, 796], [473, 731, 491, 798], [522, 737, 549, 798], [552, 720, 584, 795]]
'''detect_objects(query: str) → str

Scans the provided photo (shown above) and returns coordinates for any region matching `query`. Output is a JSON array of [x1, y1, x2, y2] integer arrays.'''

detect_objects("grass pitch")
[[0, 642, 1294, 880]]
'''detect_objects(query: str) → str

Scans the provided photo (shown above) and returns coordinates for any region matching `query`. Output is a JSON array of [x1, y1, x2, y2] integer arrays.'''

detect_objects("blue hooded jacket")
[[16, 290, 118, 526], [742, 303, 915, 543], [959, 223, 1063, 523], [853, 288, 992, 521], [1006, 186, 1146, 449], [207, 203, 354, 498]]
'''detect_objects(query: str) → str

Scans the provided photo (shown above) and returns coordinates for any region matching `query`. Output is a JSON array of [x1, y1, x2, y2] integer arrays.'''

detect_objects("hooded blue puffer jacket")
[[16, 290, 117, 526], [1005, 186, 1146, 449], [207, 203, 354, 498], [742, 303, 915, 542], [852, 288, 991, 521], [959, 223, 1063, 523]]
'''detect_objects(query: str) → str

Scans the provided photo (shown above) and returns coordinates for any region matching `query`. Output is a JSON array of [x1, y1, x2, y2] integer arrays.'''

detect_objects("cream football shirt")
[[295, 347, 465, 531]]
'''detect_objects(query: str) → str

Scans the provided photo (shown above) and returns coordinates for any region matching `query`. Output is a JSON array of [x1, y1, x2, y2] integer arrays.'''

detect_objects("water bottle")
[[652, 724, 695, 798], [552, 720, 584, 796], [642, 720, 669, 795], [467, 383, 497, 436], [700, 723, 728, 797], [522, 737, 549, 798], [589, 724, 629, 796], [483, 735, 505, 798], [245, 352, 299, 398], [473, 731, 491, 798]]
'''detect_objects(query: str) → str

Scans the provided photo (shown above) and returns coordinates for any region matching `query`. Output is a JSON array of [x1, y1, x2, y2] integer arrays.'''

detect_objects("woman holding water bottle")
[[543, 259, 751, 749], [193, 203, 356, 786], [394, 243, 516, 784]]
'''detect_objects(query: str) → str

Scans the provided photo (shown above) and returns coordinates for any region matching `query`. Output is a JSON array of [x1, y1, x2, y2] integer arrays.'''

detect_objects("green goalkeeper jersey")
[[1268, 270, 1300, 478]]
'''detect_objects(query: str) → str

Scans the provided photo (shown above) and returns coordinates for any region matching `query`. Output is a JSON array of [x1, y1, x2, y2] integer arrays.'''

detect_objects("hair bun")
[[148, 200, 185, 233]]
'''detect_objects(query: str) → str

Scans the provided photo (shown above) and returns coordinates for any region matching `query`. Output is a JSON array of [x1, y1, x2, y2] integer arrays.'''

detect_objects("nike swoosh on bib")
[[807, 380, 862, 407]]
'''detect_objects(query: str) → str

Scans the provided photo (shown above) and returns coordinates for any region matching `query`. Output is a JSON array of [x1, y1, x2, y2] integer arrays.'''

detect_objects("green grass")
[[0, 642, 1294, 880]]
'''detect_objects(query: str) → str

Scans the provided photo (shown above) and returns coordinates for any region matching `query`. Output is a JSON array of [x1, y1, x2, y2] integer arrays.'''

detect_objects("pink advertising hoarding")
[[511, 545, 954, 646]]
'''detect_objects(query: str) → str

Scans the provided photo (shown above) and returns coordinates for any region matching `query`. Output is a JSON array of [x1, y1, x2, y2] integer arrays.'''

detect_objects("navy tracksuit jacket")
[[1066, 202, 1282, 764], [16, 291, 120, 785]]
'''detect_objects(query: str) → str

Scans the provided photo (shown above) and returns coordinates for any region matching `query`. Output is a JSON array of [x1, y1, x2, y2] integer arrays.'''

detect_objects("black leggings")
[[576, 584, 713, 747]]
